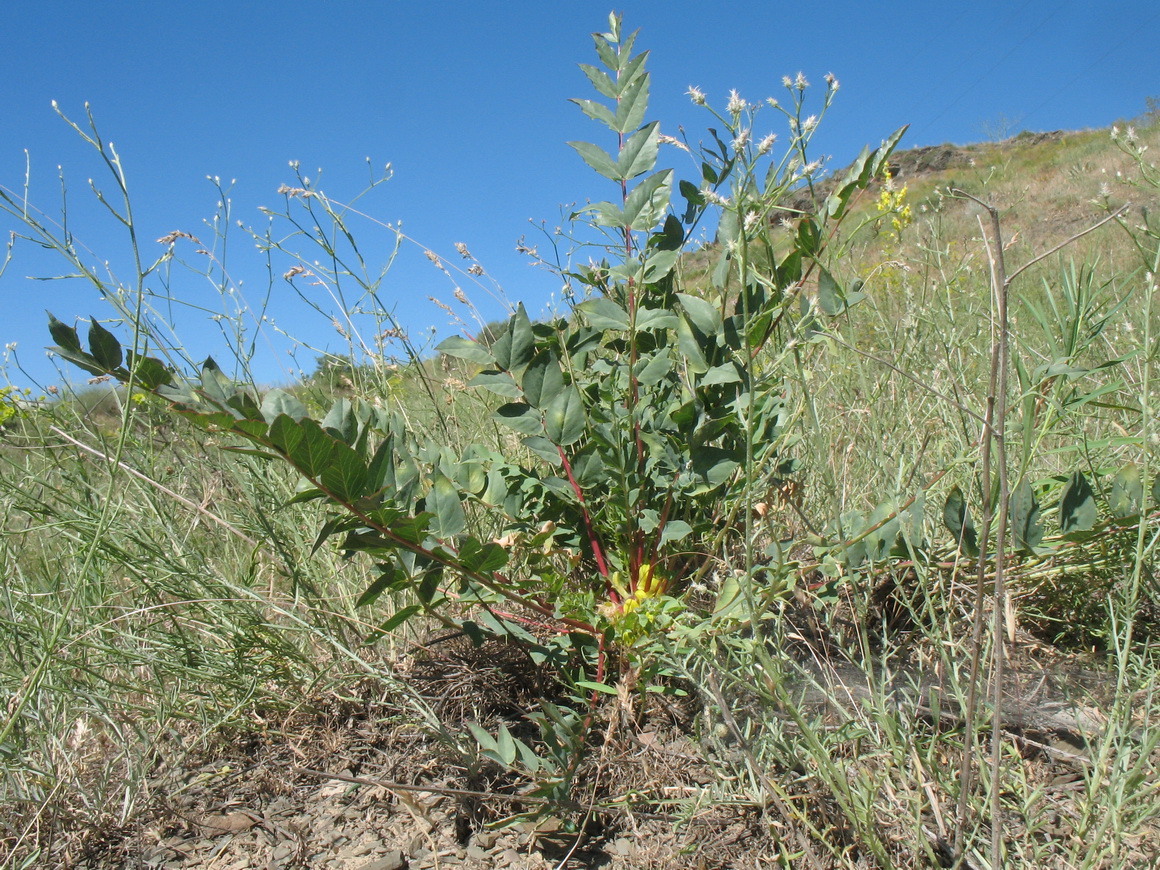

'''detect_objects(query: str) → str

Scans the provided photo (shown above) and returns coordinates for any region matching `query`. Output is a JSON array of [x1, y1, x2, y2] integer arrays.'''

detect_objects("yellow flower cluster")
[[0, 387, 16, 426], [876, 167, 912, 238], [608, 563, 664, 618], [0, 386, 45, 425]]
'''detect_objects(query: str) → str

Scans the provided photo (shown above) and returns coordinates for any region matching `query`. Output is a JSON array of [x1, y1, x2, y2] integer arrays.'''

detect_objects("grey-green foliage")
[[35, 12, 916, 826], [41, 13, 904, 682]]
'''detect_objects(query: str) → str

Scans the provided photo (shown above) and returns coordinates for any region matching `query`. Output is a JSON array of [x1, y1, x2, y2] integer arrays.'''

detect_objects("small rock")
[[344, 837, 383, 858], [407, 833, 428, 857], [271, 843, 295, 863], [613, 837, 636, 856], [473, 831, 499, 850], [199, 811, 259, 834], [358, 850, 408, 870]]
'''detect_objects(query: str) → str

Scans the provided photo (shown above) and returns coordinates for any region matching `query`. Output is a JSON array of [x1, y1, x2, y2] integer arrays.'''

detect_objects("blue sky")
[[2, 0, 1158, 390]]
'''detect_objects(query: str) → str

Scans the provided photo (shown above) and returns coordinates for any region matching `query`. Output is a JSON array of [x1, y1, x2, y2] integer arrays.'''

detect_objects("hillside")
[[4, 101, 1160, 870]]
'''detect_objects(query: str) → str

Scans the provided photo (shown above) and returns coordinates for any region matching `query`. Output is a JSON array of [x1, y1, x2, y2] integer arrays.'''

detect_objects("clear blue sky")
[[2, 0, 1157, 391]]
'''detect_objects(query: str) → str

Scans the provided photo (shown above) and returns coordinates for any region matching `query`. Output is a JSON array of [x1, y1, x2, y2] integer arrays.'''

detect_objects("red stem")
[[557, 445, 610, 580]]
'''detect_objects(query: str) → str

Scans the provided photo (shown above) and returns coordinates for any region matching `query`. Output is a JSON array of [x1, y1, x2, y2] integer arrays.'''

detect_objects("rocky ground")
[[37, 626, 1150, 870], [55, 638, 778, 870]]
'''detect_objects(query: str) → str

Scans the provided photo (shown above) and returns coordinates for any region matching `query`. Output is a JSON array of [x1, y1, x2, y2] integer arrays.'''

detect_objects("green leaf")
[[778, 250, 803, 287], [613, 71, 649, 134], [522, 435, 563, 465], [635, 353, 672, 386], [269, 416, 337, 478], [495, 724, 518, 766], [657, 519, 693, 547], [387, 513, 433, 546], [592, 33, 617, 71], [864, 502, 900, 561], [457, 538, 509, 573], [1033, 360, 1089, 381], [817, 267, 844, 316], [429, 473, 466, 538], [942, 485, 978, 556], [284, 486, 326, 505], [1059, 470, 1097, 533], [585, 200, 626, 227], [569, 97, 616, 129], [87, 316, 123, 371], [492, 304, 535, 371], [690, 447, 738, 492], [617, 43, 647, 82], [679, 179, 704, 221], [576, 297, 629, 330], [701, 362, 741, 386], [836, 511, 868, 568], [468, 370, 521, 398], [47, 313, 83, 354], [653, 213, 684, 251], [1010, 479, 1043, 552], [873, 126, 909, 176], [225, 390, 261, 422], [321, 397, 358, 444], [843, 144, 875, 189], [635, 307, 678, 331], [468, 723, 499, 757], [575, 680, 619, 696], [713, 571, 743, 618], [356, 567, 407, 608], [47, 345, 108, 378], [222, 446, 281, 461], [898, 491, 925, 551], [261, 389, 308, 424], [568, 140, 619, 180], [677, 293, 722, 336], [617, 121, 659, 181], [1109, 462, 1143, 518], [570, 446, 605, 487], [641, 249, 680, 283], [545, 387, 585, 446], [797, 219, 821, 258], [521, 352, 565, 409], [125, 351, 173, 390], [436, 335, 495, 365], [196, 358, 234, 404], [495, 402, 544, 436], [578, 63, 617, 99], [365, 605, 422, 641], [623, 169, 672, 231], [320, 440, 369, 503], [416, 568, 444, 606], [675, 315, 709, 374]]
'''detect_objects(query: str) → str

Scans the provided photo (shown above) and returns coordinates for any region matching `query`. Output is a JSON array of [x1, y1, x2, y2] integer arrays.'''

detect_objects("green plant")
[[36, 13, 903, 794]]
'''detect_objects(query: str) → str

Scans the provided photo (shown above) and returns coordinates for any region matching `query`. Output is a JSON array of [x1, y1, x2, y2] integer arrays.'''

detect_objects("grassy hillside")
[[3, 28, 1160, 868]]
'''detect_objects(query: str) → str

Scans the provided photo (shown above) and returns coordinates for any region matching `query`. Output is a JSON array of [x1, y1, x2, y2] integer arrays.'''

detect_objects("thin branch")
[[1006, 204, 1129, 284]]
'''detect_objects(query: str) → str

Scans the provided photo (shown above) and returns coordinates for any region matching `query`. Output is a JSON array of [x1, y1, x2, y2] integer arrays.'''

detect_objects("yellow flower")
[[875, 167, 912, 240], [635, 563, 662, 599]]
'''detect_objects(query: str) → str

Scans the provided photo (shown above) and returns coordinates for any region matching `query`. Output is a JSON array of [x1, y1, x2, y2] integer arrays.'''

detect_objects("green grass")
[[3, 36, 1160, 868]]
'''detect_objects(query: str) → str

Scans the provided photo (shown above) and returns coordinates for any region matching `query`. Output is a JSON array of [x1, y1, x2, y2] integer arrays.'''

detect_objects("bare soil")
[[32, 623, 1154, 870]]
